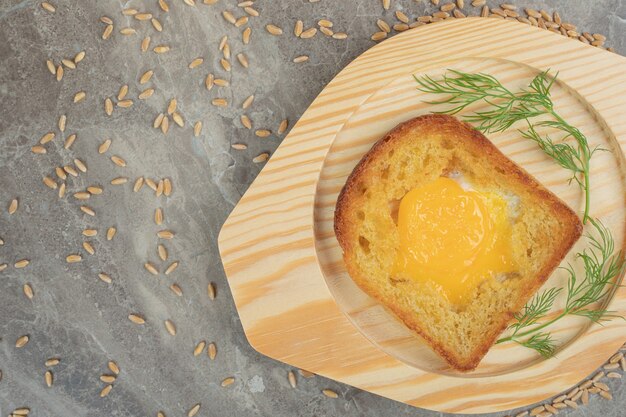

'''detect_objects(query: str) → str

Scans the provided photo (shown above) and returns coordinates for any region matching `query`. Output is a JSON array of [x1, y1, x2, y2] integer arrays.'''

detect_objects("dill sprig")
[[495, 219, 625, 357], [414, 70, 594, 223]]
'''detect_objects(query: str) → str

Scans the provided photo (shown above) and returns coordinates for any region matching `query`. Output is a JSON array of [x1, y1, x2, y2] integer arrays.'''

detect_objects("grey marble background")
[[0, 0, 624, 416]]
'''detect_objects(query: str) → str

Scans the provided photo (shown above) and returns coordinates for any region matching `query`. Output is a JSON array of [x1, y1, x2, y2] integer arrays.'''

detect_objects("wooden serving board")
[[218, 18, 626, 414]]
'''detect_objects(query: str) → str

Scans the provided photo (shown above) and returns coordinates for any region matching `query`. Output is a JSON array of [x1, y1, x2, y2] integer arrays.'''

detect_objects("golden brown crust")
[[334, 114, 582, 371]]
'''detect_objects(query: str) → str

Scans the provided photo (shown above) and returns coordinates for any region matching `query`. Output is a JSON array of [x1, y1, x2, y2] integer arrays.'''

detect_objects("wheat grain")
[[74, 91, 86, 103], [212, 78, 228, 87], [298, 369, 315, 378], [62, 59, 76, 69], [194, 121, 202, 137], [40, 131, 56, 144], [141, 19, 162, 34], [221, 377, 235, 387], [153, 45, 170, 54], [106, 227, 116, 240], [371, 31, 387, 41], [45, 358, 60, 367], [163, 178, 172, 196], [64, 165, 78, 177], [235, 16, 248, 27], [212, 98, 228, 107], [134, 12, 152, 20], [58, 114, 67, 132], [87, 186, 103, 195], [157, 230, 175, 239], [45, 370, 53, 387], [243, 27, 251, 44], [165, 261, 179, 275], [83, 229, 97, 236], [66, 254, 82, 263], [240, 115, 252, 129], [255, 129, 271, 137], [32, 146, 46, 154], [277, 119, 288, 134], [165, 320, 176, 335], [41, 2, 56, 12], [530, 406, 545, 416], [231, 143, 247, 150], [156, 180, 164, 196], [105, 98, 113, 115], [8, 199, 18, 214], [140, 70, 153, 84], [111, 177, 128, 185], [237, 53, 249, 68], [120, 27, 136, 35], [43, 176, 57, 189], [23, 284, 34, 299], [188, 404, 201, 417], [117, 99, 133, 108], [15, 335, 29, 348], [170, 283, 183, 296], [244, 7, 258, 16], [0, 263, 7, 272], [294, 20, 304, 37], [144, 262, 159, 275], [107, 361, 120, 375], [145, 178, 157, 191], [288, 371, 296, 388], [158, 244, 168, 261], [189, 58, 204, 69], [74, 158, 87, 172], [293, 55, 309, 63], [46, 59, 56, 74], [141, 37, 151, 52], [73, 192, 90, 200], [100, 374, 116, 383], [581, 389, 589, 405], [440, 3, 456, 12], [100, 385, 112, 397], [64, 134, 76, 149], [98, 273, 112, 283], [207, 282, 216, 299], [74, 51, 85, 64], [111, 156, 126, 167], [599, 391, 613, 400], [395, 11, 409, 23], [300, 27, 317, 38], [382, 0, 390, 9], [128, 314, 145, 324], [193, 341, 206, 356], [102, 24, 113, 40], [56, 64, 63, 80], [58, 183, 66, 197], [253, 152, 269, 163], [205, 342, 216, 359], [122, 8, 137, 15], [322, 389, 338, 398], [55, 167, 67, 180], [266, 24, 283, 35], [204, 74, 216, 92], [139, 88, 154, 99], [320, 27, 333, 36]]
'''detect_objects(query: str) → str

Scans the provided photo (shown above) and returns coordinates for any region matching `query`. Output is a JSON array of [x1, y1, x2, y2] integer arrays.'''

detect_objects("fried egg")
[[391, 176, 517, 306]]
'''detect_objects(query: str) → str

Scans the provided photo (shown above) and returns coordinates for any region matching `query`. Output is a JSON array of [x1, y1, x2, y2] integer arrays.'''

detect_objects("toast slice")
[[334, 114, 582, 371]]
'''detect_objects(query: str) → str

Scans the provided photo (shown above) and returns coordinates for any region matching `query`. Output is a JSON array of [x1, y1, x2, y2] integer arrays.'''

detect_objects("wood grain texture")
[[219, 18, 626, 414]]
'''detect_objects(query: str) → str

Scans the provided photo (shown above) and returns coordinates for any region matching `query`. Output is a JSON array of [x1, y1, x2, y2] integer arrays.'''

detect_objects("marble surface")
[[0, 0, 624, 416]]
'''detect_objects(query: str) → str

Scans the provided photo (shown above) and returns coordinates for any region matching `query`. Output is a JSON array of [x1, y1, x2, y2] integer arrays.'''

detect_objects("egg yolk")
[[392, 177, 515, 306]]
